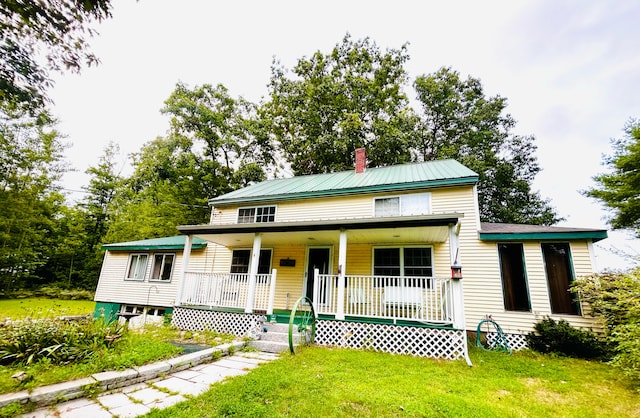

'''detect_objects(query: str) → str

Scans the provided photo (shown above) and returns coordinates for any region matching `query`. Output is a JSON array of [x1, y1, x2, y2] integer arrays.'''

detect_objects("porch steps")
[[249, 322, 295, 354]]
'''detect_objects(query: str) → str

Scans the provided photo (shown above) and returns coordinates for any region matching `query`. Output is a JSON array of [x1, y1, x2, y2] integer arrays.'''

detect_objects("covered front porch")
[[172, 214, 470, 362], [178, 270, 457, 327]]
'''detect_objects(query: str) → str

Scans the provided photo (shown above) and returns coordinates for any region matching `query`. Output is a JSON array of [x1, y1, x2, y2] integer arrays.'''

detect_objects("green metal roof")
[[210, 159, 478, 206], [478, 223, 608, 243], [101, 236, 207, 251]]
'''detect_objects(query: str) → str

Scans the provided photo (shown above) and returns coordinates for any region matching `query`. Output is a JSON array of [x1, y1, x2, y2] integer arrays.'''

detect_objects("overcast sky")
[[48, 0, 640, 270]]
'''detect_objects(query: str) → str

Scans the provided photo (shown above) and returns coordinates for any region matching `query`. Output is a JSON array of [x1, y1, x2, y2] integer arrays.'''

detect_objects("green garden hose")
[[476, 317, 512, 354]]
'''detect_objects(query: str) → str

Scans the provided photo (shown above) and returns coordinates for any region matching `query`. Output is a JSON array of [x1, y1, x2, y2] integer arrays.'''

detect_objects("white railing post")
[[175, 234, 193, 306], [312, 268, 320, 307], [336, 229, 347, 320], [267, 269, 277, 316], [245, 233, 262, 313]]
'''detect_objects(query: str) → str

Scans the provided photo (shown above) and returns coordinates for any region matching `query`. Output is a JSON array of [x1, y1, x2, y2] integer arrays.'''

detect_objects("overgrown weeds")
[[0, 318, 123, 366], [0, 322, 234, 394]]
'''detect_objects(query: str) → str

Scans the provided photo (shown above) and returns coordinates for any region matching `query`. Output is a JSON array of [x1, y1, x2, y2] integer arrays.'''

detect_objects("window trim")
[[125, 253, 148, 281], [498, 243, 531, 312], [230, 248, 274, 276], [236, 205, 277, 224], [373, 193, 432, 217], [371, 245, 434, 287], [542, 242, 580, 315], [150, 253, 176, 282]]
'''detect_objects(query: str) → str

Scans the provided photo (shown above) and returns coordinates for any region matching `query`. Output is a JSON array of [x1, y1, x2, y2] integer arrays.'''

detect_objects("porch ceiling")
[[178, 213, 461, 248]]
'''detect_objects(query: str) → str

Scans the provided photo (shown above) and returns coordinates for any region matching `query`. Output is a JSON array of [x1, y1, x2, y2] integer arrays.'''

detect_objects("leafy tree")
[[81, 141, 123, 247], [162, 82, 275, 176], [104, 135, 221, 243], [585, 119, 640, 235], [413, 67, 561, 225], [0, 107, 68, 292], [0, 0, 112, 111], [265, 34, 416, 175]]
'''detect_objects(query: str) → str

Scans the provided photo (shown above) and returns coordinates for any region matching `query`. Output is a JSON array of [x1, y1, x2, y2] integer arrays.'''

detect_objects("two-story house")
[[93, 153, 606, 362]]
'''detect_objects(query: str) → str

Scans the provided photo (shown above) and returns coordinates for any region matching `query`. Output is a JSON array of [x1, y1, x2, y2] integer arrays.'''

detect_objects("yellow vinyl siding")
[[94, 250, 192, 307], [271, 246, 307, 309], [462, 239, 602, 334], [211, 186, 475, 225], [200, 183, 603, 335]]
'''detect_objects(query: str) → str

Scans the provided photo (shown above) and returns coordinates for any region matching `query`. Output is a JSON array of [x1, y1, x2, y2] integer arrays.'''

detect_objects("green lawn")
[[146, 346, 640, 418], [0, 298, 95, 319]]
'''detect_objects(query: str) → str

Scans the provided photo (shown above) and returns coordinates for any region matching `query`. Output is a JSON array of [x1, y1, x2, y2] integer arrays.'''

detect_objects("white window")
[[237, 206, 276, 223], [126, 254, 148, 281], [373, 246, 433, 287], [230, 249, 273, 274], [374, 193, 431, 217], [122, 305, 144, 314], [374, 197, 400, 217], [151, 253, 175, 282]]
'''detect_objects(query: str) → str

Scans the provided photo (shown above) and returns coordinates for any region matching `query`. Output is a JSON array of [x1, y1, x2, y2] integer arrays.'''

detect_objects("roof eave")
[[178, 213, 464, 236], [478, 230, 608, 243], [209, 176, 479, 206], [101, 243, 207, 251]]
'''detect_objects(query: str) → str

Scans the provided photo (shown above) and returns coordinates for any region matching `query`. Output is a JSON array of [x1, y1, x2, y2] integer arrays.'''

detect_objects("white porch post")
[[267, 268, 277, 316], [245, 233, 262, 313], [336, 229, 347, 320], [449, 222, 465, 330], [175, 234, 193, 306]]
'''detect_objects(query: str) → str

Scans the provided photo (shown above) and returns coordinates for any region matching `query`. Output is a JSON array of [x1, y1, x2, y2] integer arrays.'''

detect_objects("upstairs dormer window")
[[374, 193, 431, 217], [237, 205, 276, 223]]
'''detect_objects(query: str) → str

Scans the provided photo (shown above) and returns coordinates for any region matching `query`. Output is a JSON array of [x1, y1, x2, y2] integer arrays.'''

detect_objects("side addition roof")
[[101, 236, 207, 251], [479, 223, 608, 243], [210, 159, 479, 206]]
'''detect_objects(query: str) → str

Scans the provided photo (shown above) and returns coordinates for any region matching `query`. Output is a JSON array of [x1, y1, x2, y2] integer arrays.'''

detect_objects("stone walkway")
[[19, 351, 279, 418]]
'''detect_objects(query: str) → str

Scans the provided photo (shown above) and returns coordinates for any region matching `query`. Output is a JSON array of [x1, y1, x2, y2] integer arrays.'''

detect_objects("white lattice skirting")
[[171, 307, 263, 337], [486, 332, 528, 351], [316, 320, 468, 360], [172, 308, 469, 360]]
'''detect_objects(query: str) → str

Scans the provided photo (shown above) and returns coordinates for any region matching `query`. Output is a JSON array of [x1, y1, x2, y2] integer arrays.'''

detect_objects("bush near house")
[[572, 269, 640, 384], [525, 317, 608, 360]]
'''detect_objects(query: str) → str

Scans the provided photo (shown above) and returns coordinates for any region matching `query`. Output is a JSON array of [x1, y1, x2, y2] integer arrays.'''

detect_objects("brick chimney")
[[355, 148, 366, 174]]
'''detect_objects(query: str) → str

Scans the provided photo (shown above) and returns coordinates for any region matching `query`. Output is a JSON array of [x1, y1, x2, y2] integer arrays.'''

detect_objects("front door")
[[305, 247, 330, 303]]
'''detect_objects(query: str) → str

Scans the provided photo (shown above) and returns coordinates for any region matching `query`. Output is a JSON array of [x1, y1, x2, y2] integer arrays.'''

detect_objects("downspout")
[[175, 234, 193, 306], [449, 222, 472, 366]]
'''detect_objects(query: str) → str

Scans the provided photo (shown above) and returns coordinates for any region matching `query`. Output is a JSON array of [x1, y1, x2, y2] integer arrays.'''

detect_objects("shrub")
[[0, 318, 123, 366], [573, 270, 640, 383], [526, 317, 608, 359]]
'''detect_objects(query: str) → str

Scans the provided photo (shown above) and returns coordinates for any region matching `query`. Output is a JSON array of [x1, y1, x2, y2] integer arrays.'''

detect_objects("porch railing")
[[313, 274, 454, 325], [180, 270, 276, 313]]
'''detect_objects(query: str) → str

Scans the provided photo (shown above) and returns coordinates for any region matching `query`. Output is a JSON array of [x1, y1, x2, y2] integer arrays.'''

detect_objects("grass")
[[145, 346, 640, 418], [0, 325, 235, 395], [0, 299, 236, 396], [0, 298, 96, 319]]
